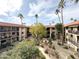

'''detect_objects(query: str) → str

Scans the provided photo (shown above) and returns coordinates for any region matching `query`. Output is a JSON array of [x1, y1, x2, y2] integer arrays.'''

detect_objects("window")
[[66, 33, 68, 35], [71, 35, 73, 37], [77, 26, 79, 30], [52, 28, 55, 30], [77, 49, 79, 52], [12, 32, 15, 35], [1, 40, 6, 43], [71, 27, 73, 30], [77, 36, 79, 43], [17, 32, 19, 35], [16, 28, 19, 31], [66, 27, 68, 29], [22, 32, 24, 34]]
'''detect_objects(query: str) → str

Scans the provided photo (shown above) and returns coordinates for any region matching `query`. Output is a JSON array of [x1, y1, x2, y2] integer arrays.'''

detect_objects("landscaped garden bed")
[[0, 40, 45, 59]]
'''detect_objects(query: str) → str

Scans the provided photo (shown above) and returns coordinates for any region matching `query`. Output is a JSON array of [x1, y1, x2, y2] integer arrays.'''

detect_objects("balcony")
[[0, 30, 7, 32], [0, 30, 19, 33], [68, 30, 79, 34], [69, 40, 79, 48]]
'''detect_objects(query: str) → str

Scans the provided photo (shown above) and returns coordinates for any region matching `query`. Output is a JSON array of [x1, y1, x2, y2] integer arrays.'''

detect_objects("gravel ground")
[[52, 41, 79, 59]]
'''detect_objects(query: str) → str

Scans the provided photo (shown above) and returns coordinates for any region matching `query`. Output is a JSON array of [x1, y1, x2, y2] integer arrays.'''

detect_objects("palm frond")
[[55, 9, 60, 15], [75, 0, 79, 3], [35, 14, 38, 18], [58, 0, 65, 8], [70, 18, 73, 21], [18, 13, 24, 19]]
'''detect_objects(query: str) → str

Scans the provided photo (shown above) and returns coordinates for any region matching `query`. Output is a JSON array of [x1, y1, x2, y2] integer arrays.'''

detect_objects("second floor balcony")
[[68, 30, 79, 35], [0, 30, 19, 33], [68, 40, 79, 48]]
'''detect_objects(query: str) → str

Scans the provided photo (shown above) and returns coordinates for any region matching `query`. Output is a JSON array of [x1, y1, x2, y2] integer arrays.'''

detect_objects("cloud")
[[9, 16, 21, 24], [64, 6, 79, 19], [44, 3, 79, 24], [0, 16, 20, 24], [0, 19, 5, 22], [27, 0, 79, 25], [28, 0, 55, 17], [27, 0, 61, 24], [0, 0, 23, 16]]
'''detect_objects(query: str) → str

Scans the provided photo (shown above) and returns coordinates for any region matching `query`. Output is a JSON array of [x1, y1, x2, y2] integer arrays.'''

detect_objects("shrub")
[[70, 55, 75, 59], [57, 42, 62, 46], [63, 45, 69, 49], [48, 38, 52, 45], [19, 46, 40, 59], [30, 23, 47, 45], [0, 40, 45, 59], [45, 49, 49, 54], [40, 44, 44, 48], [49, 44, 52, 48], [55, 51, 59, 59], [0, 52, 10, 59], [68, 55, 75, 59], [39, 52, 46, 59], [52, 46, 56, 50]]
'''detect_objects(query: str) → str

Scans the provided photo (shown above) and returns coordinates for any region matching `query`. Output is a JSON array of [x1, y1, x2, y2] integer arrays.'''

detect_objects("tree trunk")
[[36, 18, 38, 24], [61, 8, 64, 44], [35, 34, 39, 45], [58, 13, 61, 23], [20, 18, 22, 41]]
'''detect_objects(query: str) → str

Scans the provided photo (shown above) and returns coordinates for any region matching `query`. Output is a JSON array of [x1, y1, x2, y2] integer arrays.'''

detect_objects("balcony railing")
[[68, 30, 79, 34], [69, 40, 79, 47], [0, 30, 19, 33]]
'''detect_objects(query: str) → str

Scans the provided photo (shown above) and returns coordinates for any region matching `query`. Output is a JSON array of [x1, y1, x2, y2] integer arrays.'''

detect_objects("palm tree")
[[74, 19, 77, 21], [75, 0, 79, 3], [58, 0, 65, 44], [70, 18, 73, 21], [70, 18, 77, 22], [55, 9, 61, 23], [70, 0, 79, 3], [35, 14, 38, 23], [70, 18, 74, 22], [18, 13, 24, 25], [55, 23, 63, 40], [18, 13, 24, 41]]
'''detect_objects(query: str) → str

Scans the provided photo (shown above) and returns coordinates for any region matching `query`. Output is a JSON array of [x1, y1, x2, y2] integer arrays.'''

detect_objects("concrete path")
[[37, 46, 51, 59]]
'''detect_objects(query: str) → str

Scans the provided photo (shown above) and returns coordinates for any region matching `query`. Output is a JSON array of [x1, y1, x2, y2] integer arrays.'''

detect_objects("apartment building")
[[65, 21, 79, 51], [0, 22, 56, 48], [0, 22, 27, 48], [26, 25, 56, 39], [45, 25, 56, 39]]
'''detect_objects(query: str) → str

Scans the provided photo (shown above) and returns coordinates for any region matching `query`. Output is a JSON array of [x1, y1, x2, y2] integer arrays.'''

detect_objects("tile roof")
[[65, 21, 79, 27], [45, 25, 55, 28], [0, 22, 26, 27]]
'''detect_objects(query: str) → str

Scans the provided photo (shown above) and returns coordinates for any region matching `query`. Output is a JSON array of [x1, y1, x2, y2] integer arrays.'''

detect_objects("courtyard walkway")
[[38, 46, 52, 59]]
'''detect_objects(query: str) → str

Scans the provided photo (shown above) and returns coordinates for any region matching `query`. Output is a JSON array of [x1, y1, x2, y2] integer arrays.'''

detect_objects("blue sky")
[[0, 0, 79, 26]]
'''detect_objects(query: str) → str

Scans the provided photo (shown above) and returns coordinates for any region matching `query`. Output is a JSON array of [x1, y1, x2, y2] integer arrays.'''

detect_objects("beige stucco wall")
[[73, 27, 77, 31], [22, 27, 27, 40], [19, 27, 27, 41], [19, 27, 22, 41], [72, 34, 77, 43], [65, 26, 79, 52], [65, 26, 78, 42], [67, 41, 77, 51]]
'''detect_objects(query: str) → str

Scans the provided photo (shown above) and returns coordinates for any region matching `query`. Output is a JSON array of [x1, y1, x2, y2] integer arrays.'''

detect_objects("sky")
[[0, 0, 79, 26]]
